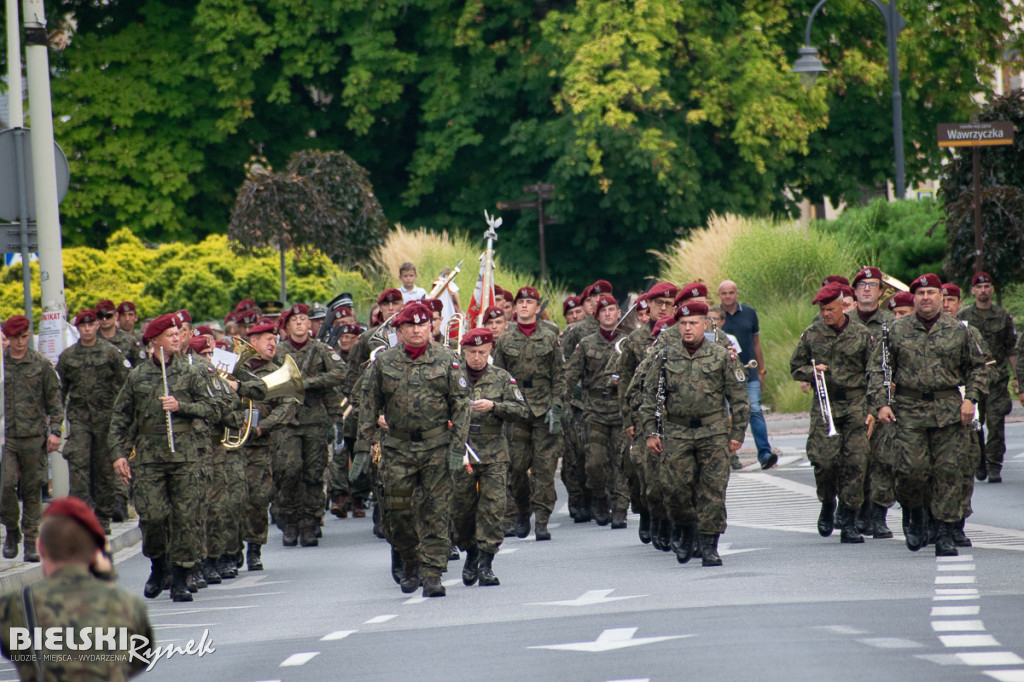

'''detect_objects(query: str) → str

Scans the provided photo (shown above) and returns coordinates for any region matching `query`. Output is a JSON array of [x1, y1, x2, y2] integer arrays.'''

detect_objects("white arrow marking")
[[529, 627, 692, 652], [528, 589, 646, 607]]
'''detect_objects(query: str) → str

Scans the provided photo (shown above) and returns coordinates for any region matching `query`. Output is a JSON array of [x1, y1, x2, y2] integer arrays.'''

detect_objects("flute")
[[160, 347, 176, 453]]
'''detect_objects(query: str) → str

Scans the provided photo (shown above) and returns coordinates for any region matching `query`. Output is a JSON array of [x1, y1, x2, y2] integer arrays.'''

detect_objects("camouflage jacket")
[[274, 337, 346, 426], [465, 365, 529, 464], [235, 358, 295, 447], [108, 355, 222, 464], [850, 306, 892, 343], [618, 325, 656, 422], [342, 325, 379, 399], [493, 322, 565, 418], [624, 349, 657, 432], [868, 313, 989, 428], [559, 316, 598, 361], [99, 328, 147, 367], [3, 348, 63, 438], [790, 314, 874, 421], [356, 343, 470, 455], [0, 565, 154, 681], [639, 336, 750, 442], [565, 329, 627, 425], [958, 304, 1016, 381], [186, 353, 240, 437], [56, 339, 131, 425]]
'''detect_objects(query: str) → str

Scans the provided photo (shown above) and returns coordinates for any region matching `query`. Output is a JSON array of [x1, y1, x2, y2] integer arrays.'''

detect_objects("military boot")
[[422, 574, 446, 598], [675, 522, 697, 564], [185, 567, 199, 593], [574, 497, 592, 524], [817, 498, 836, 537], [477, 551, 499, 586], [170, 565, 193, 602], [400, 560, 421, 594], [905, 507, 926, 552], [871, 503, 893, 539], [216, 554, 238, 579], [610, 509, 627, 530], [390, 547, 404, 585], [700, 533, 723, 567], [351, 497, 367, 518], [593, 495, 611, 527], [839, 503, 864, 544], [22, 542, 40, 563], [638, 511, 652, 544], [669, 524, 683, 555], [299, 519, 319, 547], [2, 528, 19, 559], [193, 565, 208, 589], [246, 543, 264, 571], [935, 521, 958, 557], [233, 549, 244, 569], [462, 545, 480, 586], [648, 517, 662, 549], [952, 518, 972, 547], [854, 504, 870, 534], [202, 558, 222, 585], [282, 519, 299, 547], [568, 501, 580, 521], [503, 519, 517, 536], [144, 557, 167, 599], [99, 517, 112, 535], [315, 519, 323, 538], [330, 494, 348, 518], [448, 543, 460, 560], [988, 466, 1002, 484], [927, 518, 941, 547], [655, 518, 672, 552], [371, 503, 385, 539], [112, 497, 127, 523], [514, 511, 531, 538], [534, 520, 551, 541], [975, 458, 988, 482]]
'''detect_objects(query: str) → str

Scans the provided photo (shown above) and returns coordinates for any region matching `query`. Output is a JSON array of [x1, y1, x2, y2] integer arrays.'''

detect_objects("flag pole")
[[478, 211, 501, 328]]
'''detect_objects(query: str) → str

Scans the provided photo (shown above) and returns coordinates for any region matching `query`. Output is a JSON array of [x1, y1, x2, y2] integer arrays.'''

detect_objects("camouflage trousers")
[[380, 444, 452, 575], [134, 460, 200, 567], [976, 379, 1011, 474], [584, 421, 628, 513], [0, 435, 47, 545], [559, 406, 587, 510], [508, 416, 560, 522], [865, 421, 896, 508], [206, 445, 246, 558], [655, 434, 730, 534], [277, 426, 328, 522], [328, 444, 349, 498], [805, 411, 868, 511], [957, 425, 979, 520], [643, 438, 667, 521], [194, 446, 211, 561], [623, 434, 647, 515], [63, 420, 117, 521], [452, 461, 507, 555], [892, 421, 967, 523], [242, 442, 275, 545]]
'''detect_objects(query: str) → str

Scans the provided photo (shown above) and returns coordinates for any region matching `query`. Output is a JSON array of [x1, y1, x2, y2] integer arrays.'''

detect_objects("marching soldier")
[[352, 302, 470, 597], [790, 283, 875, 543], [116, 300, 141, 341], [110, 313, 222, 601], [640, 302, 749, 566], [55, 309, 131, 533], [95, 299, 146, 367], [482, 306, 508, 338], [493, 287, 566, 541], [870, 274, 988, 557], [454, 328, 529, 587], [958, 272, 1016, 483], [2, 315, 64, 562], [563, 296, 585, 327], [888, 291, 914, 319]]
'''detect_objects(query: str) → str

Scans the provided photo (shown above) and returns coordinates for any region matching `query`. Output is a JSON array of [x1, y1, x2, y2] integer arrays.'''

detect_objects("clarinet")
[[654, 356, 666, 439], [881, 322, 893, 406]]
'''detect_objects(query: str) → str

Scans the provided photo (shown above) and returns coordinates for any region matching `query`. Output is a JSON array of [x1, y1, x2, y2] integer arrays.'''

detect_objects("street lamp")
[[792, 0, 907, 200]]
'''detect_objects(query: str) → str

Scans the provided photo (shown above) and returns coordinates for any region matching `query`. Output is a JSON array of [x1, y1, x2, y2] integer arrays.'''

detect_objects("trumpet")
[[444, 313, 467, 352], [811, 358, 839, 438]]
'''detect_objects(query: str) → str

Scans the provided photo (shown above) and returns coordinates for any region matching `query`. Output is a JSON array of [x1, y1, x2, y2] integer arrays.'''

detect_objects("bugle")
[[811, 358, 839, 438]]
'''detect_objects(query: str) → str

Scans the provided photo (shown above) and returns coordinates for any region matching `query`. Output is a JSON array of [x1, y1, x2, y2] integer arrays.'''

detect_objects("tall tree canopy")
[[2, 0, 1020, 290]]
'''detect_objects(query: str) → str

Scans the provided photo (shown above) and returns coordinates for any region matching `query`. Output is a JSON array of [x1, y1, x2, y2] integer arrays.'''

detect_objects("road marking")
[[938, 563, 977, 571], [937, 555, 974, 562], [152, 606, 257, 617], [931, 606, 980, 617], [932, 620, 985, 632], [528, 627, 693, 653], [364, 615, 397, 624], [718, 543, 766, 557], [403, 596, 428, 605], [280, 652, 319, 667], [816, 625, 866, 635], [502, 548, 519, 554], [857, 637, 923, 649], [215, 575, 291, 590], [934, 588, 979, 600], [939, 634, 1001, 648], [958, 652, 1024, 666], [984, 671, 1024, 681], [442, 579, 461, 587], [608, 679, 650, 682], [915, 653, 965, 666], [528, 589, 646, 607], [152, 623, 220, 630], [321, 630, 356, 641], [935, 575, 976, 584]]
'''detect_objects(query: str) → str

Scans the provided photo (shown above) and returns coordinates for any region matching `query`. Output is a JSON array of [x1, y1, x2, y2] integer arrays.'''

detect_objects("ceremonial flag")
[[466, 252, 494, 329]]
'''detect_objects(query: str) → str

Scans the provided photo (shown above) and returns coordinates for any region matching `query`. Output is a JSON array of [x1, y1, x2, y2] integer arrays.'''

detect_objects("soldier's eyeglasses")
[[97, 312, 114, 319], [855, 282, 879, 290]]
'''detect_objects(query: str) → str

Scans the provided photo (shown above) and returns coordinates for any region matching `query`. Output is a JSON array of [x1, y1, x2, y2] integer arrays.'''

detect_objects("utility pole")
[[5, 0, 33, 330], [497, 182, 558, 286]]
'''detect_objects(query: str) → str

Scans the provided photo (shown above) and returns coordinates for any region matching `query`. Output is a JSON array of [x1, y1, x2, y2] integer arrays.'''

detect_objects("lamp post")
[[792, 0, 907, 200]]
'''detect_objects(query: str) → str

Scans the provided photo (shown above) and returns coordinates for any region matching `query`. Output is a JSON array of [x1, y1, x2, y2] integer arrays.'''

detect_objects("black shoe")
[[729, 454, 743, 471], [514, 512, 531, 538], [675, 522, 697, 564], [535, 521, 551, 541], [111, 498, 127, 523], [422, 575, 446, 598], [871, 503, 893, 539], [246, 543, 263, 571], [282, 521, 298, 547], [144, 557, 167, 599], [233, 550, 244, 569], [854, 504, 870, 534], [655, 518, 672, 552], [2, 532, 18, 560], [567, 502, 579, 521], [462, 545, 480, 586], [185, 567, 199, 593], [400, 560, 421, 594], [216, 555, 238, 579], [575, 505, 592, 523], [171, 565, 193, 602], [839, 503, 864, 544], [503, 521, 518, 536], [610, 509, 627, 529], [817, 499, 836, 537], [638, 511, 652, 544], [928, 518, 941, 546], [669, 523, 682, 555], [314, 522, 323, 539], [935, 521, 958, 557], [299, 520, 319, 547], [22, 543, 40, 563], [593, 496, 611, 526], [988, 470, 1002, 483], [202, 558, 222, 585], [952, 518, 972, 547], [391, 548, 404, 585], [975, 461, 988, 481], [448, 544, 460, 560], [99, 518, 111, 535], [193, 565, 207, 589], [700, 533, 722, 567], [905, 507, 926, 552], [759, 452, 778, 470], [477, 551, 500, 586]]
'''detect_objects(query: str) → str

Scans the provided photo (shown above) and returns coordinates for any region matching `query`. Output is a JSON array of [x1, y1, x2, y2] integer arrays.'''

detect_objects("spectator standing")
[[399, 262, 428, 303]]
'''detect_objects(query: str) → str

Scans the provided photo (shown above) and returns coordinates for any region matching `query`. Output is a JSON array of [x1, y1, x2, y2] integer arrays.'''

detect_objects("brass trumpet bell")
[[222, 355, 305, 449]]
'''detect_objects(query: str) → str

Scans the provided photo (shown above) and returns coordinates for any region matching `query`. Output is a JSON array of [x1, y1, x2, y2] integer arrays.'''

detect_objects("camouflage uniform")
[[958, 304, 1016, 478], [955, 324, 991, 522], [98, 327, 147, 367], [109, 355, 221, 567], [558, 317, 598, 515], [355, 344, 470, 576], [2, 348, 64, 553], [453, 365, 528, 554], [850, 307, 896, 514], [867, 313, 988, 524], [0, 564, 154, 680], [202, 373, 245, 564], [617, 325, 658, 522], [790, 315, 874, 516], [565, 329, 629, 520], [625, 350, 659, 520], [274, 337, 346, 540], [56, 339, 130, 525], [342, 327, 382, 508], [639, 335, 749, 534], [493, 323, 566, 528]]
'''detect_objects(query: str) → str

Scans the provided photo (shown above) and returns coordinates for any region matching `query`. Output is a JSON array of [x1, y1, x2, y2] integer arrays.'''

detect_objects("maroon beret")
[[175, 309, 192, 324], [812, 282, 844, 305], [514, 286, 541, 302], [461, 328, 494, 347], [484, 306, 505, 321], [377, 288, 403, 305], [224, 312, 238, 324], [972, 272, 993, 286], [822, 275, 850, 287], [43, 496, 106, 549], [887, 291, 915, 310], [234, 298, 256, 313], [394, 302, 432, 326], [675, 282, 708, 306], [247, 323, 276, 337], [423, 298, 445, 314], [238, 310, 261, 325], [116, 301, 136, 315], [652, 315, 676, 337], [647, 282, 679, 301], [674, 301, 709, 319], [3, 314, 30, 337], [143, 312, 182, 343], [73, 309, 97, 326], [493, 285, 505, 298], [593, 294, 618, 318], [852, 267, 883, 286], [941, 283, 961, 299], [590, 280, 613, 297], [94, 299, 116, 314], [188, 336, 211, 354], [214, 339, 230, 351], [636, 294, 650, 311], [194, 325, 214, 337], [500, 288, 514, 303], [579, 285, 593, 301], [562, 296, 581, 315], [332, 306, 353, 321], [337, 323, 362, 336], [909, 273, 942, 293], [840, 285, 856, 299]]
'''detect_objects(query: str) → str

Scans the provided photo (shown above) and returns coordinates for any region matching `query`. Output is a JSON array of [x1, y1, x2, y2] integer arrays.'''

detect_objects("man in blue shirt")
[[718, 280, 777, 469]]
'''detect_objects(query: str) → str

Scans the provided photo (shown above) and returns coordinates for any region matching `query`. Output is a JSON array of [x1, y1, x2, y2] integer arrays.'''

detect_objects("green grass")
[[758, 297, 819, 414]]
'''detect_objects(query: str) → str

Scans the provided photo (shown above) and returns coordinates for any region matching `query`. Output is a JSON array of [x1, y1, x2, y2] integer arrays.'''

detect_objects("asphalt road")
[[5, 423, 1023, 682]]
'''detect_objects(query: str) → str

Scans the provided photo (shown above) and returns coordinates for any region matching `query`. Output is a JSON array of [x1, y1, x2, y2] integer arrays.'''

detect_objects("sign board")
[[0, 224, 38, 253], [36, 310, 66, 367], [0, 128, 71, 221], [523, 182, 555, 199], [497, 200, 539, 211], [937, 122, 1015, 148]]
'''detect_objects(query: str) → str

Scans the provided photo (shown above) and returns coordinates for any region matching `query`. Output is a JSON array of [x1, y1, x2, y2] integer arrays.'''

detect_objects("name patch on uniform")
[[459, 376, 468, 388], [734, 369, 746, 382]]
